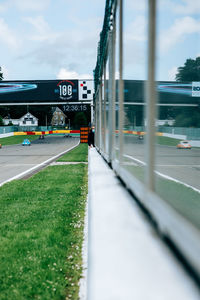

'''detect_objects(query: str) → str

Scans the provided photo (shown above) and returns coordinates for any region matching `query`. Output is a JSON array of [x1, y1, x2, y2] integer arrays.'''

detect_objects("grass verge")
[[0, 164, 88, 300], [125, 164, 200, 229], [0, 135, 39, 146], [155, 175, 200, 229], [156, 136, 180, 146], [57, 143, 88, 162]]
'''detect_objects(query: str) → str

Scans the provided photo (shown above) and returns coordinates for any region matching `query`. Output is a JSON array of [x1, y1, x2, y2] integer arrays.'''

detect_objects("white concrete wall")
[[163, 133, 187, 140], [189, 140, 200, 147], [87, 149, 200, 300], [162, 133, 200, 147], [0, 132, 14, 138]]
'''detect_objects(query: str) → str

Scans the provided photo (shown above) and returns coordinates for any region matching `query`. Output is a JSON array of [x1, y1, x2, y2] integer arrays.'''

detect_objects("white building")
[[3, 112, 38, 126], [144, 119, 175, 127]]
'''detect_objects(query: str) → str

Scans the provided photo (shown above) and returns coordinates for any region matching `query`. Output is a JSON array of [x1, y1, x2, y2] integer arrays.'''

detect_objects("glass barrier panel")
[[114, 6, 120, 162], [105, 60, 109, 157], [122, 0, 147, 182], [156, 0, 200, 230]]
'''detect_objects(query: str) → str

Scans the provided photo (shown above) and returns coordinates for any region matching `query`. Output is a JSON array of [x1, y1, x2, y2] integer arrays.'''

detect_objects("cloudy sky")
[[0, 0, 105, 80], [123, 0, 200, 80], [0, 0, 200, 81]]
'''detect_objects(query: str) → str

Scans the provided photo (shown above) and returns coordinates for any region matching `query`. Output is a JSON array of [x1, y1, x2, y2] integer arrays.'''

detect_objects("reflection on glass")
[[156, 0, 200, 229], [105, 61, 109, 156], [114, 6, 120, 162], [122, 0, 147, 182]]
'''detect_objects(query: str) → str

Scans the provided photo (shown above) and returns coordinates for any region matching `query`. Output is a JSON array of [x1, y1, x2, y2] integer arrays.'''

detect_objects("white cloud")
[[0, 2, 9, 13], [19, 16, 100, 74], [56, 68, 92, 79], [125, 16, 147, 42], [160, 16, 200, 53], [1, 1, 104, 80], [14, 0, 50, 11], [159, 0, 200, 15], [168, 66, 178, 81], [23, 16, 61, 41], [24, 16, 49, 34], [126, 0, 146, 12], [0, 18, 20, 49], [0, 0, 50, 13], [173, 0, 200, 15], [123, 16, 147, 76]]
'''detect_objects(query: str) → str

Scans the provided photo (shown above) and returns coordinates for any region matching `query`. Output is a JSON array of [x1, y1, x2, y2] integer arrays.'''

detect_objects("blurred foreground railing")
[[92, 0, 200, 283]]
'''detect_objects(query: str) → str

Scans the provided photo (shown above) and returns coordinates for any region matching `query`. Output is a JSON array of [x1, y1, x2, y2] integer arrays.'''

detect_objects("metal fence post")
[[145, 0, 157, 191], [112, 12, 116, 162], [119, 0, 124, 165], [103, 60, 107, 154], [99, 77, 102, 152], [108, 30, 114, 162]]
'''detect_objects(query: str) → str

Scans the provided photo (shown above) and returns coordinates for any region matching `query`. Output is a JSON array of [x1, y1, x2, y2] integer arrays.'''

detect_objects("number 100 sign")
[[57, 80, 77, 100]]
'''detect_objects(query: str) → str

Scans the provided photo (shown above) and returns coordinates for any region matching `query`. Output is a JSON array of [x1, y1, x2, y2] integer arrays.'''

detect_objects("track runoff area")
[[0, 135, 80, 186], [0, 79, 93, 184], [2, 129, 199, 192], [121, 133, 200, 192]]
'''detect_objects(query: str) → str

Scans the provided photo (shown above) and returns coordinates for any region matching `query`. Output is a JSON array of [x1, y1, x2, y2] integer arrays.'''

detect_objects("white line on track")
[[124, 154, 145, 166], [156, 165, 200, 167], [124, 154, 200, 194], [0, 141, 80, 187]]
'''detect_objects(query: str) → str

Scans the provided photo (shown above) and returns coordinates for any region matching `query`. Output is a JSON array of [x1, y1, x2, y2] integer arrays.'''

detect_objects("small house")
[[51, 107, 67, 126], [3, 112, 38, 126]]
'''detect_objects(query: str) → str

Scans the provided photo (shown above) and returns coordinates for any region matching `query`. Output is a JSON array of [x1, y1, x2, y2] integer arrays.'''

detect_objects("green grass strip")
[[124, 164, 200, 229], [156, 176, 200, 229], [156, 136, 180, 146], [0, 164, 88, 300], [0, 135, 39, 146], [57, 144, 88, 162]]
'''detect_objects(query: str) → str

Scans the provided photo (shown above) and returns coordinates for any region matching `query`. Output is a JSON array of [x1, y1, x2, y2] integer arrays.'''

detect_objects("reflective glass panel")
[[156, 0, 200, 229], [123, 0, 147, 182]]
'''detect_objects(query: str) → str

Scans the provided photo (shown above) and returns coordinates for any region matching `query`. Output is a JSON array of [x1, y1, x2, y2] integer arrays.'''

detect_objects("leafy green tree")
[[176, 57, 200, 82], [175, 58, 200, 128], [174, 108, 200, 127], [8, 121, 14, 126], [73, 112, 87, 129], [0, 67, 3, 81], [0, 116, 4, 126]]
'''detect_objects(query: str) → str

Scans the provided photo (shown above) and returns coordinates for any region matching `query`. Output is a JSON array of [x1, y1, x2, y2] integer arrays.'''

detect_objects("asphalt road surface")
[[0, 135, 79, 185], [123, 136, 200, 190]]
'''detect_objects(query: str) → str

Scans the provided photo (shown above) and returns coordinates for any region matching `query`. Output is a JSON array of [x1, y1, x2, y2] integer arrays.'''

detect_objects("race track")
[[123, 136, 200, 190], [0, 135, 79, 185]]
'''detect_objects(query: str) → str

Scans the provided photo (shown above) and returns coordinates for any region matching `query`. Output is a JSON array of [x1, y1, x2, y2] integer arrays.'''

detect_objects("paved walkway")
[[87, 148, 200, 300]]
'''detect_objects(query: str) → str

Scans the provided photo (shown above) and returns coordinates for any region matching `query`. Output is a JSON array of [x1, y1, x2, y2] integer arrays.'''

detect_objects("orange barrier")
[[13, 130, 163, 137], [14, 130, 80, 136]]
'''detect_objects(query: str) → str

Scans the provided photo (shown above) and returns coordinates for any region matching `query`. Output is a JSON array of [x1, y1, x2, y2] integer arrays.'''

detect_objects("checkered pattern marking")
[[78, 80, 94, 101]]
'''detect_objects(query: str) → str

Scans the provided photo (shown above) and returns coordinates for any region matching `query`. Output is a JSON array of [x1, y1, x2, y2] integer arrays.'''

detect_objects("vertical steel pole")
[[91, 100, 94, 126], [103, 60, 106, 154], [108, 10, 116, 162], [98, 90, 101, 149], [99, 76, 102, 152], [119, 0, 124, 164], [100, 78, 104, 153], [108, 30, 113, 162], [145, 0, 157, 191], [112, 15, 116, 162], [95, 90, 99, 149]]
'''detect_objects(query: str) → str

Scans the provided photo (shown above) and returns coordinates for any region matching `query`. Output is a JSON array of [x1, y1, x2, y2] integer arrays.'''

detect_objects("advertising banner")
[[0, 79, 199, 105], [0, 80, 94, 105]]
